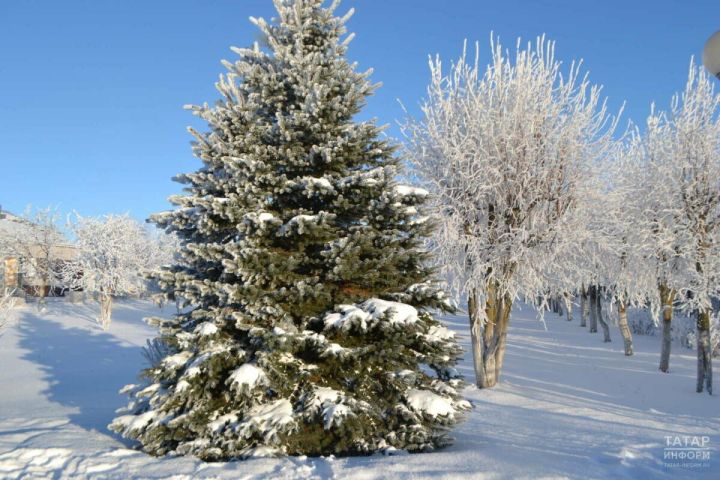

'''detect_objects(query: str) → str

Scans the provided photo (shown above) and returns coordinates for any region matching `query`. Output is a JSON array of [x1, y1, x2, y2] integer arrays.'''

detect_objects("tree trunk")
[[493, 294, 512, 383], [40, 275, 48, 300], [658, 283, 673, 373], [616, 300, 633, 355], [580, 287, 588, 328], [467, 283, 513, 389], [696, 310, 713, 395], [99, 292, 113, 330], [467, 289, 486, 388], [596, 291, 611, 342], [482, 282, 498, 387], [36, 278, 48, 310], [563, 292, 573, 321], [588, 286, 598, 333]]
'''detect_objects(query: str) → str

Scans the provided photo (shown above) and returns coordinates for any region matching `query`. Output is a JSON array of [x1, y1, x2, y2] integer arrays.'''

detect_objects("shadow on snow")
[[15, 310, 148, 442]]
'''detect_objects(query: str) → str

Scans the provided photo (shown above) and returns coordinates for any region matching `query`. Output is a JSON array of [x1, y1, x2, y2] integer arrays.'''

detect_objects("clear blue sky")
[[1, 0, 718, 222]]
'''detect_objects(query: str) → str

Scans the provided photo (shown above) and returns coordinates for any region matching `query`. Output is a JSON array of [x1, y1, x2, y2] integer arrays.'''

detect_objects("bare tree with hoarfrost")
[[630, 108, 685, 373], [548, 184, 608, 339], [586, 141, 659, 355], [666, 61, 720, 393], [546, 172, 633, 349], [0, 206, 68, 301], [404, 36, 619, 388], [62, 214, 153, 329], [631, 60, 720, 391]]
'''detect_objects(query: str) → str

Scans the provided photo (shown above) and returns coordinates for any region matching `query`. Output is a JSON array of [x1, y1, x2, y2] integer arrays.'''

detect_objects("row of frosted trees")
[[405, 40, 719, 394]]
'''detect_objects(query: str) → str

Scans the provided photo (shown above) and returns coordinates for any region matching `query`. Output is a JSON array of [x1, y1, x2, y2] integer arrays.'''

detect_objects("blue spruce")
[[111, 0, 468, 459]]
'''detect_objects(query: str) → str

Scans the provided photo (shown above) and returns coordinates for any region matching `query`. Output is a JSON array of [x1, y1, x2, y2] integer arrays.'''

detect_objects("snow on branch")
[[324, 298, 419, 331]]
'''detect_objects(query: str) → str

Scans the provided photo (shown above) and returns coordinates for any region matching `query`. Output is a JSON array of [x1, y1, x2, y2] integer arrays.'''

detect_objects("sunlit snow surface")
[[0, 299, 717, 479]]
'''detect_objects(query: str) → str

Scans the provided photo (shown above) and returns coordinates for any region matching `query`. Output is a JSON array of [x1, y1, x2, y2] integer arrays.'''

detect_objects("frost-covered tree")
[[585, 142, 660, 356], [111, 0, 467, 459], [63, 214, 152, 329], [665, 61, 719, 393], [630, 109, 685, 373], [404, 36, 618, 388], [631, 60, 720, 389], [0, 206, 67, 300], [547, 182, 609, 338]]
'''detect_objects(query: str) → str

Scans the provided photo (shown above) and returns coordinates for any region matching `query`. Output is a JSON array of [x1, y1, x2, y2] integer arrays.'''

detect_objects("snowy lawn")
[[0, 300, 717, 479]]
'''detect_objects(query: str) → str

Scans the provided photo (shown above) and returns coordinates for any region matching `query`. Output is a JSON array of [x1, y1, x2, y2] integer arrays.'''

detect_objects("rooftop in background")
[[0, 209, 27, 237], [0, 207, 75, 253], [0, 207, 18, 220]]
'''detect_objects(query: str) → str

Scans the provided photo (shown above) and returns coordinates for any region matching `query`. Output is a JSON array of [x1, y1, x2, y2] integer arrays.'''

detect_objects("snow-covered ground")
[[0, 300, 716, 479]]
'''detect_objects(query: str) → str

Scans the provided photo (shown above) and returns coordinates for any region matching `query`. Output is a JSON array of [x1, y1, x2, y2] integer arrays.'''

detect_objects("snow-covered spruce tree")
[[111, 0, 468, 459]]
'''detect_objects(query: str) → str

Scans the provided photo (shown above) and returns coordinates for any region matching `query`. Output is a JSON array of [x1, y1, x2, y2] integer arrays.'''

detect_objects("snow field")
[[0, 299, 716, 479]]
